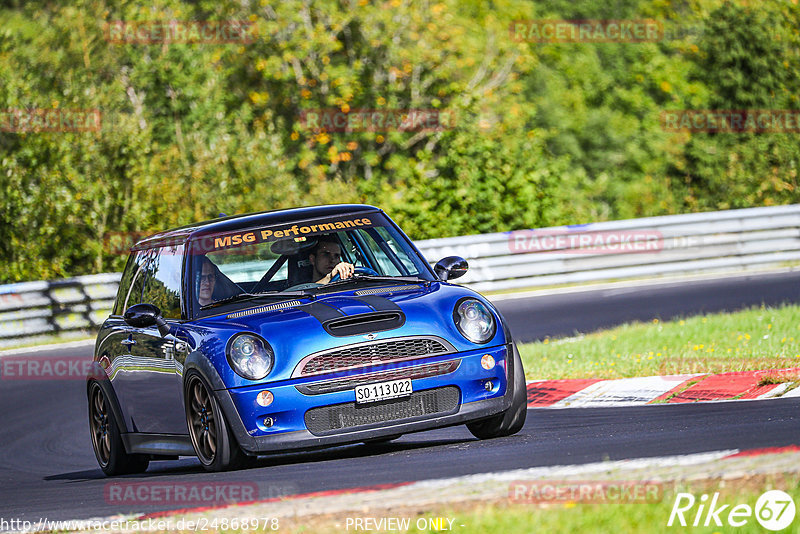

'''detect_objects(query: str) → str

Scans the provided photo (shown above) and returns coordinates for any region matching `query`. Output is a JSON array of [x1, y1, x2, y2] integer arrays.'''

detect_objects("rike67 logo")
[[668, 490, 796, 531]]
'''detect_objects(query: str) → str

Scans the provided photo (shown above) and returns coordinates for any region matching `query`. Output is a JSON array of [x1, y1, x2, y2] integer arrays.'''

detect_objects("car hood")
[[194, 282, 507, 384]]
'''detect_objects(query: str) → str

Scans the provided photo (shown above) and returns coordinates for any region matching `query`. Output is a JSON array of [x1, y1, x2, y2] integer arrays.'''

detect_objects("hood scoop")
[[323, 311, 405, 337]]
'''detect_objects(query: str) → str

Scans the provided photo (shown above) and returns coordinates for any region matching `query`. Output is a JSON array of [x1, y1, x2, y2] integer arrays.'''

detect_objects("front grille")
[[304, 386, 460, 435], [294, 336, 455, 377], [295, 359, 460, 395]]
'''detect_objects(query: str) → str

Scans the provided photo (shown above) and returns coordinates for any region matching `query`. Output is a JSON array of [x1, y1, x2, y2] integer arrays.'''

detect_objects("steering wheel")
[[330, 266, 379, 283]]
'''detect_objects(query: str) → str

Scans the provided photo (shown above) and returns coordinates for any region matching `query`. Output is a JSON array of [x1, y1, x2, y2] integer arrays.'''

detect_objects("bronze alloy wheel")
[[187, 375, 218, 465], [89, 384, 112, 467], [88, 382, 149, 476], [184, 373, 251, 472]]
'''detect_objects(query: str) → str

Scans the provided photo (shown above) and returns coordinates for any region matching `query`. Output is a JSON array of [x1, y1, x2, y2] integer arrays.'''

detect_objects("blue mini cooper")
[[88, 205, 527, 474]]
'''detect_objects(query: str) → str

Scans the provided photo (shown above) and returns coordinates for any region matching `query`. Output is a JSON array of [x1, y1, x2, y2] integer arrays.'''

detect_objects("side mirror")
[[434, 256, 469, 281], [123, 303, 171, 337]]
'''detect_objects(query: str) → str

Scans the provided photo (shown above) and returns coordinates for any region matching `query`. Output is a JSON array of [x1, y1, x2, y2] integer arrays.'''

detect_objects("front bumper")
[[216, 344, 513, 454]]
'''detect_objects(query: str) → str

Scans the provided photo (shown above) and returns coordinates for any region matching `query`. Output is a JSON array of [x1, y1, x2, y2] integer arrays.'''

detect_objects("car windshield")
[[187, 212, 434, 317]]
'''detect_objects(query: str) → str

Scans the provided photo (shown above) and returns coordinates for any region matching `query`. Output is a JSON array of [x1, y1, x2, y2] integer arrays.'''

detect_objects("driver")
[[309, 236, 354, 284]]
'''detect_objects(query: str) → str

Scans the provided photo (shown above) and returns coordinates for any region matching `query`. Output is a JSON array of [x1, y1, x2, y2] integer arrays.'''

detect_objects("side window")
[[140, 244, 185, 319], [356, 228, 409, 276], [375, 227, 417, 273], [334, 232, 363, 266], [113, 251, 147, 315]]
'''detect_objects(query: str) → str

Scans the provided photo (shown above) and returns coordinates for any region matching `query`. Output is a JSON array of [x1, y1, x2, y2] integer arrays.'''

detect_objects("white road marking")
[[550, 374, 702, 408]]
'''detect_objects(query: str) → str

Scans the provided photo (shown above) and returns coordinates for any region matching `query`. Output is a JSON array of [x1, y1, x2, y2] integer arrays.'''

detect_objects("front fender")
[[183, 351, 258, 454]]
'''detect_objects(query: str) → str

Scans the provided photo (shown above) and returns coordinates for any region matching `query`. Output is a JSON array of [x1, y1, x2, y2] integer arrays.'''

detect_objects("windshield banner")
[[192, 215, 377, 254]]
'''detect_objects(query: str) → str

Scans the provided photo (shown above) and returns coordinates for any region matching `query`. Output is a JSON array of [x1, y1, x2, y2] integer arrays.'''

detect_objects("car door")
[[125, 243, 188, 435], [107, 250, 149, 430]]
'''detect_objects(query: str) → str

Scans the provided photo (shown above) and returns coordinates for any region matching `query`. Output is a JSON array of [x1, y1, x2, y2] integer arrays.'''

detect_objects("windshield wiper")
[[254, 290, 314, 298], [200, 291, 312, 310], [321, 275, 428, 290]]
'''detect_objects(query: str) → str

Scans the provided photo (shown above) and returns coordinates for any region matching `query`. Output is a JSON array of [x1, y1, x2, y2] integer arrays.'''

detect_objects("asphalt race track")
[[2, 271, 799, 522], [495, 270, 800, 342]]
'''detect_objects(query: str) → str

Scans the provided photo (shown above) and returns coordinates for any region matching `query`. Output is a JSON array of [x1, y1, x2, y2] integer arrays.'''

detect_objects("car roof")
[[132, 204, 383, 250]]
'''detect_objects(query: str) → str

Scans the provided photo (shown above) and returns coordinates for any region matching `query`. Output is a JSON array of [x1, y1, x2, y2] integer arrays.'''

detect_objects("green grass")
[[518, 304, 800, 380], [419, 489, 800, 534], [277, 479, 800, 534], [0, 331, 94, 352]]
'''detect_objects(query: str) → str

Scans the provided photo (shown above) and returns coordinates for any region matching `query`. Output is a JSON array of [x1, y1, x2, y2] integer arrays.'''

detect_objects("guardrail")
[[1, 204, 798, 341], [0, 273, 120, 341], [414, 204, 800, 292]]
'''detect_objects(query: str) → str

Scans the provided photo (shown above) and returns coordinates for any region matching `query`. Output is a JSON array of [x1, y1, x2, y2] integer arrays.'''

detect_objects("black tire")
[[466, 344, 528, 439], [88, 382, 150, 476], [185, 373, 249, 472]]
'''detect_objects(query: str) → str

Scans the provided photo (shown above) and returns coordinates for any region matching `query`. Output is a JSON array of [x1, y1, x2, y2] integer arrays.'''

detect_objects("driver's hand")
[[316, 262, 355, 284], [330, 262, 354, 281]]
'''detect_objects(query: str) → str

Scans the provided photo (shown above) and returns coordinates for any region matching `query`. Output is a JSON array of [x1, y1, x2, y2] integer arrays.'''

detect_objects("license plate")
[[355, 379, 413, 404]]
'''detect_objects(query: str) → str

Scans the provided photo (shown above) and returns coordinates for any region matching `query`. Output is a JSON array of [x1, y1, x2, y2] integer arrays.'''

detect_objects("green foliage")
[[671, 1, 800, 211], [1, 0, 799, 282]]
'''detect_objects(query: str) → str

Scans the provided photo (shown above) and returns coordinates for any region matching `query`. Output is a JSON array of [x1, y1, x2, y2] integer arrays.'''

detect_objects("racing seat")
[[287, 253, 314, 286]]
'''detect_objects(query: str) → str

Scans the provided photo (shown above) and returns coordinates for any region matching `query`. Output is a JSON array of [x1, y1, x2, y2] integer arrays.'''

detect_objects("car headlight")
[[454, 299, 496, 344], [228, 334, 274, 380]]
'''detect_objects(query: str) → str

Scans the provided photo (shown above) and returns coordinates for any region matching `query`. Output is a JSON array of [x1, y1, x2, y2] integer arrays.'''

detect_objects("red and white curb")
[[526, 368, 800, 408]]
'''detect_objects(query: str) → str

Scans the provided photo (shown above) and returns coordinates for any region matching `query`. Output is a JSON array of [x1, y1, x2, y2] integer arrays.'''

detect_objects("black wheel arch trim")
[[86, 364, 130, 437]]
